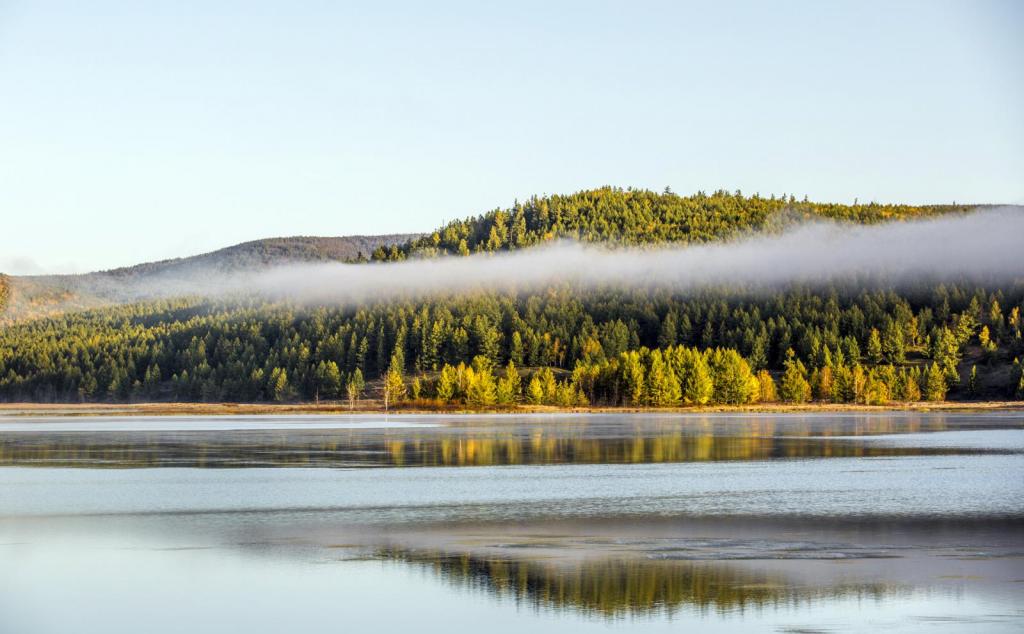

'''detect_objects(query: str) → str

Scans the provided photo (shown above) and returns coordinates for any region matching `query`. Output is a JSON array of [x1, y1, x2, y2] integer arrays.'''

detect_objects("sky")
[[1, 1, 1022, 274]]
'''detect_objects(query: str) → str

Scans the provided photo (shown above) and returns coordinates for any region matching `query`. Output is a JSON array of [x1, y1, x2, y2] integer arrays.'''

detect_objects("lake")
[[1, 412, 1022, 633]]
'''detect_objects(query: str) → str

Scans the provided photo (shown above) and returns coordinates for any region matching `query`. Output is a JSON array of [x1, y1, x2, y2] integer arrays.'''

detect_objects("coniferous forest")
[[1, 188, 1022, 407]]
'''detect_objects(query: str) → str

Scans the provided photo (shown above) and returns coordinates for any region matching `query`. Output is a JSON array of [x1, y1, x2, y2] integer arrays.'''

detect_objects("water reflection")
[[380, 547, 905, 619], [2, 413, 1020, 468]]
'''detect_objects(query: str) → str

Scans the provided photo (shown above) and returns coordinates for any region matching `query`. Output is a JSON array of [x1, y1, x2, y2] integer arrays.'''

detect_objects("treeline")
[[1, 279, 1022, 404], [371, 187, 972, 260], [420, 347, 951, 408]]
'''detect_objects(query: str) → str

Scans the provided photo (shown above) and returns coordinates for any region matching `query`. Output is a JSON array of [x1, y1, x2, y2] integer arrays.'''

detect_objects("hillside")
[[101, 234, 421, 277], [1, 189, 1021, 408], [374, 187, 976, 260], [1, 234, 420, 322]]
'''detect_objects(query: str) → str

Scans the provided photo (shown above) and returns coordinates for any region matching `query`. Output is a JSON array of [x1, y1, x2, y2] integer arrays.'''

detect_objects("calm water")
[[1, 412, 1022, 633]]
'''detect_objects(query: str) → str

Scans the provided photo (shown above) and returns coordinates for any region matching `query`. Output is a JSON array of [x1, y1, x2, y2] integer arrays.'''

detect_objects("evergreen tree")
[[867, 328, 883, 365], [882, 320, 905, 364], [709, 349, 757, 404], [779, 352, 811, 404], [526, 375, 544, 405], [924, 363, 947, 402], [436, 364, 458, 403], [346, 368, 365, 410], [496, 361, 521, 405], [269, 367, 290, 402], [466, 356, 498, 406], [680, 349, 713, 405]]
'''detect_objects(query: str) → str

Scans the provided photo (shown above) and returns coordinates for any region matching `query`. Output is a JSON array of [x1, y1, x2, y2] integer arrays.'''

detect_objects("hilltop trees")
[[372, 188, 970, 260]]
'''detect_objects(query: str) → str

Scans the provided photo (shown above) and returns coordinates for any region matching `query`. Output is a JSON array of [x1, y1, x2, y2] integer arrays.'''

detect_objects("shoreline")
[[1, 400, 1023, 417]]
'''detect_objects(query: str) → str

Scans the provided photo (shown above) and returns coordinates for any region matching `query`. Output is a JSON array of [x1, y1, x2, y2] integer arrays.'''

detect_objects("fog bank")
[[228, 207, 1023, 303]]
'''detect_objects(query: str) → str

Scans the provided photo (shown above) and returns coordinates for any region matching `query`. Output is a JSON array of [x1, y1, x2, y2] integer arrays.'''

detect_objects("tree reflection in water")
[[0, 415, 977, 469], [379, 547, 905, 619]]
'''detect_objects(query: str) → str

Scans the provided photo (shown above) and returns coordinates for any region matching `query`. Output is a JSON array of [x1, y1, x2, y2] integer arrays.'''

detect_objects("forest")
[[369, 187, 974, 260], [0, 188, 1021, 407]]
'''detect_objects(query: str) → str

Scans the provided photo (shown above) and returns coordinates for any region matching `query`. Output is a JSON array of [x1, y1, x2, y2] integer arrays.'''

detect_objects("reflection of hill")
[[0, 418, 980, 469], [380, 547, 903, 618]]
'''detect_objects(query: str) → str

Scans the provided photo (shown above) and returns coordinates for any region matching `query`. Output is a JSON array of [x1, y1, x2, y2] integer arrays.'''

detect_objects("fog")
[[227, 207, 1024, 303], [40, 207, 1024, 308]]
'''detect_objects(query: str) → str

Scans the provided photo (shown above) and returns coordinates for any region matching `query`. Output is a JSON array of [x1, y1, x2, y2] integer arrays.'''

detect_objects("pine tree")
[[901, 368, 922, 401], [509, 331, 525, 366], [143, 363, 161, 398], [709, 349, 757, 404], [867, 328, 883, 365], [346, 368, 365, 410], [882, 321, 905, 364], [924, 363, 947, 402], [466, 356, 497, 406], [681, 349, 713, 405], [269, 367, 290, 402], [621, 352, 645, 406], [658, 312, 678, 349], [779, 352, 811, 404], [526, 376, 544, 405], [436, 364, 458, 403], [496, 361, 521, 405]]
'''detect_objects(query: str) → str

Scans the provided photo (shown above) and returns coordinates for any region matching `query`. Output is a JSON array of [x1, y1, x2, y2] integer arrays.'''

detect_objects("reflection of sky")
[[2, 453, 1022, 519], [1, 529, 1020, 634]]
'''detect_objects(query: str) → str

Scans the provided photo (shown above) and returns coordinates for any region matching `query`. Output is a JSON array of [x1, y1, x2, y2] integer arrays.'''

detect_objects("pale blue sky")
[[1, 1, 1021, 274]]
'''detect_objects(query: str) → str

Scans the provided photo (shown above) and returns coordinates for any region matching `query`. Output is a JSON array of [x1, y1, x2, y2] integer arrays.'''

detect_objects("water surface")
[[1, 412, 1022, 633]]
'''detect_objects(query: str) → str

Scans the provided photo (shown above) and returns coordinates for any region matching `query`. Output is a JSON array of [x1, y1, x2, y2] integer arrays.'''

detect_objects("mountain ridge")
[[1, 233, 421, 322]]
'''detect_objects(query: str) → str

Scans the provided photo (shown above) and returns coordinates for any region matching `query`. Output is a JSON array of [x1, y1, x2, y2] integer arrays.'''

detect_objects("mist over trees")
[[0, 188, 1021, 407]]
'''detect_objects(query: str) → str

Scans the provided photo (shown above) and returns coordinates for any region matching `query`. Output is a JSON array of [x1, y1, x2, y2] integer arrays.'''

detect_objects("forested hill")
[[1, 234, 420, 322], [2, 189, 1024, 406], [372, 187, 975, 260]]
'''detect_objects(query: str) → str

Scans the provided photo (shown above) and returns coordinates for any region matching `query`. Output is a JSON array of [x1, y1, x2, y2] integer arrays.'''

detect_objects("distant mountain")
[[100, 234, 423, 278], [1, 234, 421, 322]]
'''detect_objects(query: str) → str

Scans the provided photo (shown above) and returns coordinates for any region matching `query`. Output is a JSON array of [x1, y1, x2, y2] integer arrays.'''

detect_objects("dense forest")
[[370, 187, 974, 260], [1, 282, 1022, 405], [1, 188, 1021, 407]]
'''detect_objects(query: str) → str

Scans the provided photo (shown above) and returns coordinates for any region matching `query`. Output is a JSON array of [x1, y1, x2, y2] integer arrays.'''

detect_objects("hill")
[[1, 233, 420, 322], [1, 188, 1021, 408], [374, 187, 976, 260]]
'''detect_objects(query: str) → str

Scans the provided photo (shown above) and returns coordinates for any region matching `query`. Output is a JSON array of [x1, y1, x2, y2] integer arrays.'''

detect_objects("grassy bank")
[[1, 400, 1022, 417]]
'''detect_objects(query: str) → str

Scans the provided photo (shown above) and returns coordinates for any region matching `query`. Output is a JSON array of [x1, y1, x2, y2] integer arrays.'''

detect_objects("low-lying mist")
[[72, 206, 1024, 307]]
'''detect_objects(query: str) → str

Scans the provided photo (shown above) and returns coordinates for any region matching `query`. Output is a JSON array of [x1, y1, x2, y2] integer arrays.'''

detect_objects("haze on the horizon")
[[1, 1, 1022, 275]]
